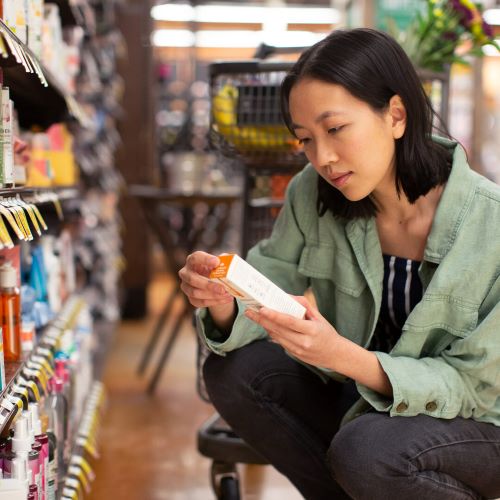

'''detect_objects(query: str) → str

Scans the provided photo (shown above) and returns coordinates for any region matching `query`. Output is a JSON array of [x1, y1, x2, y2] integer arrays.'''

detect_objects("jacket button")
[[425, 401, 438, 412], [396, 402, 408, 413]]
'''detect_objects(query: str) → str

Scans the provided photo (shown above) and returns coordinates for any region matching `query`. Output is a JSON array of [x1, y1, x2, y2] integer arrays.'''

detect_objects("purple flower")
[[449, 0, 474, 26], [482, 20, 494, 38], [443, 31, 459, 41]]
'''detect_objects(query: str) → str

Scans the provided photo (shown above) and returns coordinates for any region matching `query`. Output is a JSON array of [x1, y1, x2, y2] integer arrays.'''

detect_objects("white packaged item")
[[210, 254, 306, 319]]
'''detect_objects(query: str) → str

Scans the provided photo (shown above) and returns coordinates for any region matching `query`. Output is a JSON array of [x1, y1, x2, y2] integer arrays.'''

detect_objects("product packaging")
[[0, 87, 15, 187], [210, 254, 306, 318]]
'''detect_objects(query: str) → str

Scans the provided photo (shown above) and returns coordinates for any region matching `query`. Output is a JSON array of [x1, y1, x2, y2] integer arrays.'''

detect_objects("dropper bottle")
[[0, 262, 21, 361]]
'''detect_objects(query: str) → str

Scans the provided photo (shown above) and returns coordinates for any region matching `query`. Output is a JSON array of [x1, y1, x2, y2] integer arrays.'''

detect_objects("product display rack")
[[0, 296, 85, 436], [0, 18, 88, 129], [0, 0, 122, 498]]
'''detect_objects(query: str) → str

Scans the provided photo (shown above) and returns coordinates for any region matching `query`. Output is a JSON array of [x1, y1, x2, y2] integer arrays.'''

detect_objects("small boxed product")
[[210, 254, 306, 319]]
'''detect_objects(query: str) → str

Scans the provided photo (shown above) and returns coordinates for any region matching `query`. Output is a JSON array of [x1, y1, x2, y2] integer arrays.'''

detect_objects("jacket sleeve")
[[197, 171, 310, 356], [356, 276, 500, 422]]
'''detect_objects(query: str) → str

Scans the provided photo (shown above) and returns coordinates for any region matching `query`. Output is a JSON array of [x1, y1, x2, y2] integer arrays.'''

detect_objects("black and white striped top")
[[368, 254, 423, 353]]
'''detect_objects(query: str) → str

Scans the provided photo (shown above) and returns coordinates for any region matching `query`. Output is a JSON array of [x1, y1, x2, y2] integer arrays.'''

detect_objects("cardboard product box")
[[210, 254, 306, 319]]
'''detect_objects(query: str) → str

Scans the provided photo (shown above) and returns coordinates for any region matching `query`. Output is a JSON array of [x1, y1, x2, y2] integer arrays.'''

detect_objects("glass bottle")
[[45, 377, 67, 485], [0, 262, 21, 361]]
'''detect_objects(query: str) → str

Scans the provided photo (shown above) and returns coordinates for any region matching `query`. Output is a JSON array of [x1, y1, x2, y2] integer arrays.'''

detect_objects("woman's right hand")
[[179, 251, 234, 309]]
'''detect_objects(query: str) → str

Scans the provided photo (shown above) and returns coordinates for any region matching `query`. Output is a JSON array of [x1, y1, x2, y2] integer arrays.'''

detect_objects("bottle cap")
[[49, 377, 64, 394], [23, 409, 35, 446], [30, 403, 42, 436], [12, 415, 32, 454], [34, 434, 48, 447], [0, 262, 17, 288], [55, 359, 70, 384]]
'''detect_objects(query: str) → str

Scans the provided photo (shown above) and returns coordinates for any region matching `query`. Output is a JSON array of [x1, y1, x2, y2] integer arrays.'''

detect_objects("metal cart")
[[208, 59, 307, 256], [197, 56, 307, 500]]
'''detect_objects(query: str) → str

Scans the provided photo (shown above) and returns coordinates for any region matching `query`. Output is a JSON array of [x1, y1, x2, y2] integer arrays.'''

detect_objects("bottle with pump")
[[0, 262, 21, 361]]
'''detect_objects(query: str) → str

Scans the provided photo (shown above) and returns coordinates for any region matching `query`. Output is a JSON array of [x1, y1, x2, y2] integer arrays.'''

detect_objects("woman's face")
[[288, 78, 405, 201]]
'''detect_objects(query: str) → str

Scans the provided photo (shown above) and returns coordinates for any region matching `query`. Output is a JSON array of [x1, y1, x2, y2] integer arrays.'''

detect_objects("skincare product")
[[210, 254, 306, 318]]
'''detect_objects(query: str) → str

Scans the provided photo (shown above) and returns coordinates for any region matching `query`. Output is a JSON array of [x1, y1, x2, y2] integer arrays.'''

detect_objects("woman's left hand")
[[244, 296, 340, 370]]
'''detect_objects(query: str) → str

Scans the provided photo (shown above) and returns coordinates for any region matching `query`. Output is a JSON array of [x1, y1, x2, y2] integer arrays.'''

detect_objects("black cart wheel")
[[219, 476, 240, 500], [211, 461, 240, 500]]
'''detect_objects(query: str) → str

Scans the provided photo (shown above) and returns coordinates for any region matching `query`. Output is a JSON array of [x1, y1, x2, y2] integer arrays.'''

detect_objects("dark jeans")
[[203, 340, 500, 500]]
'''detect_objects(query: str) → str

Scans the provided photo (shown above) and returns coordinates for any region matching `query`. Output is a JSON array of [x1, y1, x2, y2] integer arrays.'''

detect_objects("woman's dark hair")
[[280, 28, 452, 219]]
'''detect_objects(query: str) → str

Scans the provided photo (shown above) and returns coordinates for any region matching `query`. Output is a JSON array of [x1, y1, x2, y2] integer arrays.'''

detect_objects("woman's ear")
[[388, 95, 407, 139]]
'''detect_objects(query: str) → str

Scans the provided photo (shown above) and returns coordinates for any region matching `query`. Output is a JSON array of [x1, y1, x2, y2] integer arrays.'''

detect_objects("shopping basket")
[[208, 59, 307, 255], [209, 60, 306, 168]]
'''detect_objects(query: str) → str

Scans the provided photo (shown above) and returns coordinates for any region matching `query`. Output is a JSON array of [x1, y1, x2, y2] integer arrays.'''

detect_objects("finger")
[[245, 309, 304, 341], [13, 137, 28, 154], [179, 267, 227, 295], [186, 251, 220, 274], [189, 296, 234, 308], [181, 282, 230, 301], [265, 329, 305, 356], [259, 307, 307, 333], [290, 295, 320, 320]]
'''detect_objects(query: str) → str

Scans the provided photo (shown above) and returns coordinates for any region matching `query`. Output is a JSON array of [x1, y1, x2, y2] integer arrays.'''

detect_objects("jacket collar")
[[346, 137, 478, 265], [423, 137, 478, 264]]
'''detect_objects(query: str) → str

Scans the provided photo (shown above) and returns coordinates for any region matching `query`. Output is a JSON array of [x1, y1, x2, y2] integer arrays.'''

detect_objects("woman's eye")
[[328, 126, 343, 134], [297, 137, 310, 145]]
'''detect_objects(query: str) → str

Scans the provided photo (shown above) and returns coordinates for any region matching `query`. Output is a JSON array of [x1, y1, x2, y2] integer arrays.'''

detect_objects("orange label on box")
[[209, 254, 235, 279]]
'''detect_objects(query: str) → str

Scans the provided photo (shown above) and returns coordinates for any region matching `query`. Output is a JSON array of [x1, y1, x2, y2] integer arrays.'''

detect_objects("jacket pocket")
[[398, 295, 479, 357], [403, 294, 478, 338], [298, 246, 366, 297]]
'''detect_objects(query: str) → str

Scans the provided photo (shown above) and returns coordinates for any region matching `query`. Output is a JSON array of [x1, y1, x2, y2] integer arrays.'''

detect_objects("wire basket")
[[209, 61, 306, 168]]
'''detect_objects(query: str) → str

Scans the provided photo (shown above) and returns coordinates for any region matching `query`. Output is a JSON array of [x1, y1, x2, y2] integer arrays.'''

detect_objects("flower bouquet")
[[389, 0, 500, 72]]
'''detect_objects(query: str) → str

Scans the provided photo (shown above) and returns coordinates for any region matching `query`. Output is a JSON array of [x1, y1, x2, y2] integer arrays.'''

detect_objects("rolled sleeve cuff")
[[195, 303, 268, 355], [356, 351, 453, 418]]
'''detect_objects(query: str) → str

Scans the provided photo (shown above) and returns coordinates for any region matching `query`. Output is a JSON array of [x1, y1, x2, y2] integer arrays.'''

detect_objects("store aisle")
[[88, 273, 302, 500]]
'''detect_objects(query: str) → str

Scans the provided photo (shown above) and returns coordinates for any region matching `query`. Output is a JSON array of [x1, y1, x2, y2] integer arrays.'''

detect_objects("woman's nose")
[[314, 139, 339, 168]]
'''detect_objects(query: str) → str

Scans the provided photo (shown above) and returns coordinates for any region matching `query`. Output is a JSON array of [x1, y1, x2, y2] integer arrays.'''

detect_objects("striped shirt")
[[368, 254, 423, 353]]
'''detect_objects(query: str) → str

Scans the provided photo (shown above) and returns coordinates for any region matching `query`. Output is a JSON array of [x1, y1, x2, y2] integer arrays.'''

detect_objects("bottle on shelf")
[[0, 262, 22, 362], [45, 376, 68, 488], [0, 87, 15, 188]]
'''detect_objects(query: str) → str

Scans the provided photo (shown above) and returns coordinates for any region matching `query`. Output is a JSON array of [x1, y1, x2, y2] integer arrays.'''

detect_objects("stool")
[[129, 184, 241, 394]]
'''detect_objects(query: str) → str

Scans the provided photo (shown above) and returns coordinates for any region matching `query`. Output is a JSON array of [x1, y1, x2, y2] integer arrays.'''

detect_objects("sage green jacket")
[[197, 137, 500, 426]]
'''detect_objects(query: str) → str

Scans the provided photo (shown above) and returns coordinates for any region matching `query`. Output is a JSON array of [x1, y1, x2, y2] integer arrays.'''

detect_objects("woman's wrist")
[[330, 334, 393, 397], [209, 300, 237, 335]]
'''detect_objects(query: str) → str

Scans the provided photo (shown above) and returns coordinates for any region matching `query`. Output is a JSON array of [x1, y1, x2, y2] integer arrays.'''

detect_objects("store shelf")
[[0, 185, 80, 198], [0, 361, 24, 401], [0, 296, 84, 436], [0, 20, 88, 129], [61, 380, 106, 498]]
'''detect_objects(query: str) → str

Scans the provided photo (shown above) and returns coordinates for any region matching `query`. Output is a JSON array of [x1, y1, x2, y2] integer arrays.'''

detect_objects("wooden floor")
[[88, 273, 302, 500]]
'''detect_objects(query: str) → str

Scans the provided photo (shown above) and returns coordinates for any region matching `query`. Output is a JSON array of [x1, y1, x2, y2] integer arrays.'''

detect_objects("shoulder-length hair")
[[280, 28, 452, 219]]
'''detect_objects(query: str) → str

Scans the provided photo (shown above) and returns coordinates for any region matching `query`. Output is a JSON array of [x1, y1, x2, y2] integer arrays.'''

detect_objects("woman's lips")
[[329, 172, 352, 188]]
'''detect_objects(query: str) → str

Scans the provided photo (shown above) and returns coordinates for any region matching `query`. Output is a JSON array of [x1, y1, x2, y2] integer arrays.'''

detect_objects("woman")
[[179, 28, 500, 499]]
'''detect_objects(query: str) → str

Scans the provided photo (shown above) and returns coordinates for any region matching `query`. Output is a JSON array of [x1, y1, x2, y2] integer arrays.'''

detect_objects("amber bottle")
[[0, 262, 21, 362]]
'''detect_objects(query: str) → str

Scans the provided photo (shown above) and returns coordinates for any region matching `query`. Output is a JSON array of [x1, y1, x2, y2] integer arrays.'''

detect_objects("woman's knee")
[[327, 413, 403, 497], [202, 340, 272, 405]]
